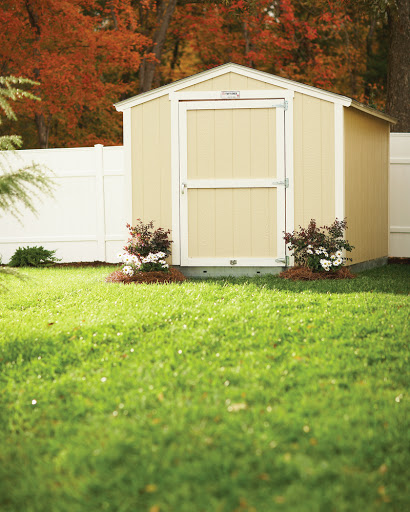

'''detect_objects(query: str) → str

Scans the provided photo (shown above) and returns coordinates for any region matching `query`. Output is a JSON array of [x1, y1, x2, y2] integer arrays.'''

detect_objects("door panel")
[[180, 99, 286, 267], [187, 188, 277, 259], [187, 108, 277, 180]]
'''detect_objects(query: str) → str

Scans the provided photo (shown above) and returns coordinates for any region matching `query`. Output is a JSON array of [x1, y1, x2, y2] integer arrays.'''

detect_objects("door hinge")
[[271, 100, 288, 110], [230, 259, 237, 266], [272, 178, 289, 188], [275, 256, 289, 266]]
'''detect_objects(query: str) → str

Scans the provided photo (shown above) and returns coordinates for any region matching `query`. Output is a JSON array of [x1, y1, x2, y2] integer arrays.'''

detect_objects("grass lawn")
[[0, 264, 409, 512]]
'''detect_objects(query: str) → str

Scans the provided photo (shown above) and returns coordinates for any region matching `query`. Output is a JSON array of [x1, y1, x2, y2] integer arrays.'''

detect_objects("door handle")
[[181, 182, 186, 194]]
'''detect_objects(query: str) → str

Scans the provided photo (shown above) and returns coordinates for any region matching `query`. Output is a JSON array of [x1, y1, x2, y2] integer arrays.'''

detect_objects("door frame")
[[169, 90, 294, 266]]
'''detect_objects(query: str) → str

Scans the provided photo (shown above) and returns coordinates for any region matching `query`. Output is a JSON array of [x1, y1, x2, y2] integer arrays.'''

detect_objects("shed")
[[115, 63, 395, 276]]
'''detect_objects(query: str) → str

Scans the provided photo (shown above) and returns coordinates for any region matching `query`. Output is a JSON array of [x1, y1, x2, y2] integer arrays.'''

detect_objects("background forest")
[[0, 0, 408, 149]]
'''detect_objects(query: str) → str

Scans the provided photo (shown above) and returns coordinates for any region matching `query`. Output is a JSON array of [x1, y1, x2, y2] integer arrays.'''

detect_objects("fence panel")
[[390, 133, 410, 258], [0, 145, 126, 263], [1, 135, 408, 263]]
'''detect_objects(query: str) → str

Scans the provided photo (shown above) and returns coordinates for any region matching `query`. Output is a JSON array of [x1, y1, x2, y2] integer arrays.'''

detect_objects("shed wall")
[[293, 93, 335, 228], [344, 108, 389, 264], [130, 95, 172, 233], [130, 72, 336, 264]]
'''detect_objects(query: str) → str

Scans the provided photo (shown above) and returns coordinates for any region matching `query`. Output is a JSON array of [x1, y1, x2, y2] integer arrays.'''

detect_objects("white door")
[[179, 99, 287, 267]]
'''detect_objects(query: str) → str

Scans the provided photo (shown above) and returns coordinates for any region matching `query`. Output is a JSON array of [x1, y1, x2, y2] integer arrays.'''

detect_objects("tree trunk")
[[138, 0, 178, 93], [386, 0, 410, 132], [35, 113, 49, 149]]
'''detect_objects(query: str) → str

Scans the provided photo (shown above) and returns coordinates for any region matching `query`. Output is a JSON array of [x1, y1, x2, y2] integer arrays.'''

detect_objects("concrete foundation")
[[177, 266, 284, 278]]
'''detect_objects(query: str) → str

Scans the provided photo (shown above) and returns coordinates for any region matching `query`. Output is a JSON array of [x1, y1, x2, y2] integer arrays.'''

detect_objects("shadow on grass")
[[199, 264, 410, 296]]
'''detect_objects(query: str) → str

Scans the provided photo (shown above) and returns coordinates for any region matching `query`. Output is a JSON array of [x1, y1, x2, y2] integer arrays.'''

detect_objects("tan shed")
[[115, 63, 395, 276]]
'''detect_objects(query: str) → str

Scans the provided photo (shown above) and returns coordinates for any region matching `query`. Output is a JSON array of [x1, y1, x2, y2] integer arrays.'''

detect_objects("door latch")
[[181, 182, 186, 194]]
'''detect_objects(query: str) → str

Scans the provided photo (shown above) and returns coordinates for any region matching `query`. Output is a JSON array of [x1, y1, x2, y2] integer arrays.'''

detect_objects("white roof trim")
[[114, 63, 351, 111], [350, 100, 396, 124], [115, 63, 397, 123]]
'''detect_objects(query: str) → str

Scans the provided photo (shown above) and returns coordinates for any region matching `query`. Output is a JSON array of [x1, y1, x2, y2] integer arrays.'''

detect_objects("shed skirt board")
[[179, 99, 287, 267]]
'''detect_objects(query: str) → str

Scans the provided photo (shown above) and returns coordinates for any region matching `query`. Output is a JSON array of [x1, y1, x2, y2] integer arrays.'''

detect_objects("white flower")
[[307, 249, 313, 254], [315, 250, 321, 255], [330, 254, 336, 260], [320, 259, 331, 271], [122, 265, 134, 276], [335, 250, 342, 258], [307, 245, 313, 249], [161, 262, 169, 269], [156, 252, 166, 259], [333, 258, 343, 267]]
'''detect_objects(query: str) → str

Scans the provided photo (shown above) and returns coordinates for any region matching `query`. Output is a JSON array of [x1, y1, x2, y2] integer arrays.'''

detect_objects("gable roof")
[[114, 63, 395, 123]]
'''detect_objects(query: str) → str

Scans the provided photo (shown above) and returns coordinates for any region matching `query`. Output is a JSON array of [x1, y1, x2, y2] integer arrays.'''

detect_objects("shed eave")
[[349, 100, 397, 124], [114, 63, 352, 112]]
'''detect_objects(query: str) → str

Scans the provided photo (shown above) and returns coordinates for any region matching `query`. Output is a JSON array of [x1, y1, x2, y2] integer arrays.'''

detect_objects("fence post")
[[95, 144, 106, 261]]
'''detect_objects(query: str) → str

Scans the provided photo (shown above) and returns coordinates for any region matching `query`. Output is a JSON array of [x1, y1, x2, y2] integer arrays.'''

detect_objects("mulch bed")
[[279, 266, 356, 281], [388, 257, 410, 265], [105, 266, 187, 284]]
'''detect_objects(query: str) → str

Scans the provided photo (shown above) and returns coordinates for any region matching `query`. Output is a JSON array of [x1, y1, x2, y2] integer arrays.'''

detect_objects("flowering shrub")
[[117, 220, 172, 276], [125, 219, 172, 258], [284, 219, 354, 272], [117, 250, 169, 276]]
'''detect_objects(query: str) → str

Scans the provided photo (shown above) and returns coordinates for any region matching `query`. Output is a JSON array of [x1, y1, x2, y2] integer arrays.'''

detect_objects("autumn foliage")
[[0, 0, 396, 148]]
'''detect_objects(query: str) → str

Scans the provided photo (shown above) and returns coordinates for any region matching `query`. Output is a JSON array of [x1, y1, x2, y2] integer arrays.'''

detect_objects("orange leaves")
[[0, 0, 151, 146]]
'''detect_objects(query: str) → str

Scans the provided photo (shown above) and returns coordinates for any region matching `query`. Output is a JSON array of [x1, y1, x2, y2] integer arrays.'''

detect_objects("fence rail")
[[0, 144, 126, 263]]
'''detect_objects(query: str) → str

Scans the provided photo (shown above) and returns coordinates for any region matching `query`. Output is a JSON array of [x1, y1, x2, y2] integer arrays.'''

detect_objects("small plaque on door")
[[221, 91, 240, 99]]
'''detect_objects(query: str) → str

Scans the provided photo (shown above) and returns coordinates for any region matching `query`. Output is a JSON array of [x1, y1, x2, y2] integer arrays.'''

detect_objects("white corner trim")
[[334, 104, 344, 221], [170, 96, 181, 265], [123, 109, 133, 225], [284, 96, 294, 266]]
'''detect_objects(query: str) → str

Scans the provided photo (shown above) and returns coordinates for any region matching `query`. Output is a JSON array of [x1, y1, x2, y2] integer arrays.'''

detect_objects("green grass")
[[0, 264, 409, 512]]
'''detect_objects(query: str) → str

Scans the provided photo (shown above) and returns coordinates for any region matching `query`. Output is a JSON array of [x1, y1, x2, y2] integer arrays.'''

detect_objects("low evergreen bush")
[[8, 246, 60, 267]]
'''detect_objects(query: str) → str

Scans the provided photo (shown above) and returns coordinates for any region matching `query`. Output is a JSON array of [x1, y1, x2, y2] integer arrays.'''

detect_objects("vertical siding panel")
[[269, 109, 277, 178], [210, 75, 231, 90], [197, 189, 216, 257], [142, 100, 161, 223], [188, 189, 198, 257], [250, 189, 276, 257], [196, 110, 215, 179], [159, 96, 172, 230], [269, 189, 277, 257], [250, 109, 269, 178], [247, 78, 273, 90], [214, 109, 233, 178], [293, 93, 304, 228], [233, 189, 252, 257], [187, 111, 197, 179], [320, 101, 335, 224], [131, 106, 144, 222], [302, 96, 322, 225], [344, 108, 389, 263], [229, 73, 248, 89], [215, 189, 234, 256], [233, 109, 251, 178]]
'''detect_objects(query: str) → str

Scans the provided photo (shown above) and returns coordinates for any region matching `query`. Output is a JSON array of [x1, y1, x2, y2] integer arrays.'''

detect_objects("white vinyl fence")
[[0, 135, 409, 264], [390, 133, 410, 257], [0, 145, 127, 263]]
